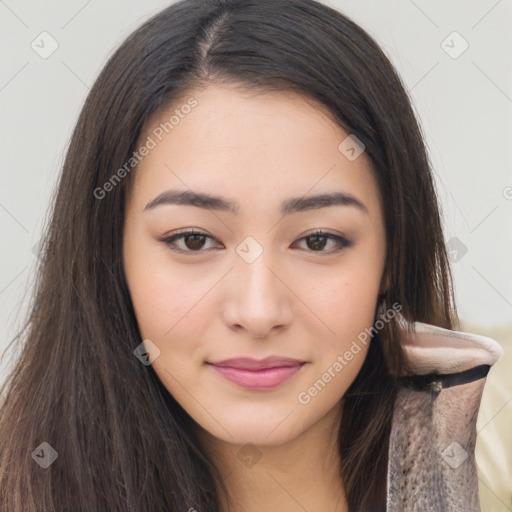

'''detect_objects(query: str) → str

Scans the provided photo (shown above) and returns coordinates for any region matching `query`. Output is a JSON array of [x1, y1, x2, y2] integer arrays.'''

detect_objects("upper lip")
[[208, 356, 305, 370]]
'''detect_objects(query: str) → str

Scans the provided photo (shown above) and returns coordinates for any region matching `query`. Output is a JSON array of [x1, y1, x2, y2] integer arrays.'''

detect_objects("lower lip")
[[209, 363, 305, 390]]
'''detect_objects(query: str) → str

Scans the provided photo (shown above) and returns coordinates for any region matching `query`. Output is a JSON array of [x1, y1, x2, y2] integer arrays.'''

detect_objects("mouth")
[[207, 356, 306, 370], [206, 357, 307, 390]]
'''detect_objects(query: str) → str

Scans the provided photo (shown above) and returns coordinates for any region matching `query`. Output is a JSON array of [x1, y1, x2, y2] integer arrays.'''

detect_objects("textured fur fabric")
[[386, 318, 503, 511]]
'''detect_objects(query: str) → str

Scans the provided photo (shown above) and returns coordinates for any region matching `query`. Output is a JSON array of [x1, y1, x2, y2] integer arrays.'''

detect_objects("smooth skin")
[[123, 83, 387, 512]]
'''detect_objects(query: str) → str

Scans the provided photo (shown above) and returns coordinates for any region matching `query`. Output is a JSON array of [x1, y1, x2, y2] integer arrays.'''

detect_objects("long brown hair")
[[0, 1, 457, 510]]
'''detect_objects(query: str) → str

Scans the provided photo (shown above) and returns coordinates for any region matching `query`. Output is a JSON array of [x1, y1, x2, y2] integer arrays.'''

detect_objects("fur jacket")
[[386, 317, 503, 511]]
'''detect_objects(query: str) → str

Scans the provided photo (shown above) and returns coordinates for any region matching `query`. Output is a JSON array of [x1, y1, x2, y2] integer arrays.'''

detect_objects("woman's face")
[[123, 83, 387, 446]]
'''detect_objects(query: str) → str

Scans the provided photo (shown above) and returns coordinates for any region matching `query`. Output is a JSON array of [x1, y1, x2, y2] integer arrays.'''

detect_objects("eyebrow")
[[144, 190, 369, 216]]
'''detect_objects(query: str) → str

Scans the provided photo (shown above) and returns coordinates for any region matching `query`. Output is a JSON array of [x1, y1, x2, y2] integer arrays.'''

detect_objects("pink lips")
[[207, 356, 306, 390]]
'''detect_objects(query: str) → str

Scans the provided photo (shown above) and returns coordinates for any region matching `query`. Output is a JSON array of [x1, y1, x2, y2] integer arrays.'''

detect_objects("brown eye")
[[181, 233, 207, 251], [162, 230, 218, 253], [305, 234, 330, 251], [292, 231, 352, 253]]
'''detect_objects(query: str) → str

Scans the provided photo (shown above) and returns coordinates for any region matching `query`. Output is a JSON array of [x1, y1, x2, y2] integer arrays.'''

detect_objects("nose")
[[222, 248, 293, 338]]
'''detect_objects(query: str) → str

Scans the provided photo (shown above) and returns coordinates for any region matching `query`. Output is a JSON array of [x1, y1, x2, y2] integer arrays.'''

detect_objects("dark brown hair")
[[0, 0, 457, 510]]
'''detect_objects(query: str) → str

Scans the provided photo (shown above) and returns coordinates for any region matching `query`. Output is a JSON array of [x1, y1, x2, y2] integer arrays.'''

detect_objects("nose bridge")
[[225, 235, 290, 334], [235, 237, 281, 302]]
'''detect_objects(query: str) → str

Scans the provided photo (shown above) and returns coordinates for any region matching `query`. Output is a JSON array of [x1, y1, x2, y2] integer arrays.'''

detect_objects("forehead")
[[130, 83, 382, 217]]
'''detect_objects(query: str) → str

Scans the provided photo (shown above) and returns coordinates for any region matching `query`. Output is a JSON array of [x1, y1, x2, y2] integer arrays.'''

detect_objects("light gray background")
[[1, 1, 511, 380]]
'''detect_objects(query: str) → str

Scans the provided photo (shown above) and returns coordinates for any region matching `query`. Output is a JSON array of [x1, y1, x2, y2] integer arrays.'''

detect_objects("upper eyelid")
[[162, 229, 351, 252], [163, 228, 347, 241]]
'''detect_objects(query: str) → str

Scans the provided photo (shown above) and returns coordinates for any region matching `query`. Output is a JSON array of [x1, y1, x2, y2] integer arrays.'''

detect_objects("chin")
[[194, 405, 319, 448], [214, 426, 302, 448]]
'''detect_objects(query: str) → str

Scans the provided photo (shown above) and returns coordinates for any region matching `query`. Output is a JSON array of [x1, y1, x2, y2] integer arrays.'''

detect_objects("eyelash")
[[160, 229, 352, 255]]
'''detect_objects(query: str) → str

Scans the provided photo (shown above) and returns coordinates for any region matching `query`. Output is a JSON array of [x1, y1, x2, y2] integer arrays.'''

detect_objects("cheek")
[[123, 224, 213, 341], [302, 259, 381, 339], [310, 283, 375, 367], [125, 266, 212, 395], [296, 256, 382, 394], [127, 265, 214, 342], [296, 284, 375, 408]]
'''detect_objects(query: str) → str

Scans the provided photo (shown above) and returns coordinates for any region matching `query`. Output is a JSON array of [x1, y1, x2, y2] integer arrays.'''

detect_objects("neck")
[[194, 400, 348, 512]]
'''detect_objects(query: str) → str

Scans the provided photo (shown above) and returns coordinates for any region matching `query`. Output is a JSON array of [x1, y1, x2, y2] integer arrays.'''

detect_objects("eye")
[[161, 229, 352, 254], [291, 230, 353, 253], [161, 230, 218, 253]]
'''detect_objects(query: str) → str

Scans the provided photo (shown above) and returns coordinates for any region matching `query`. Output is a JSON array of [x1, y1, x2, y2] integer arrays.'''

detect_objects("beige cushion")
[[460, 322, 512, 511]]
